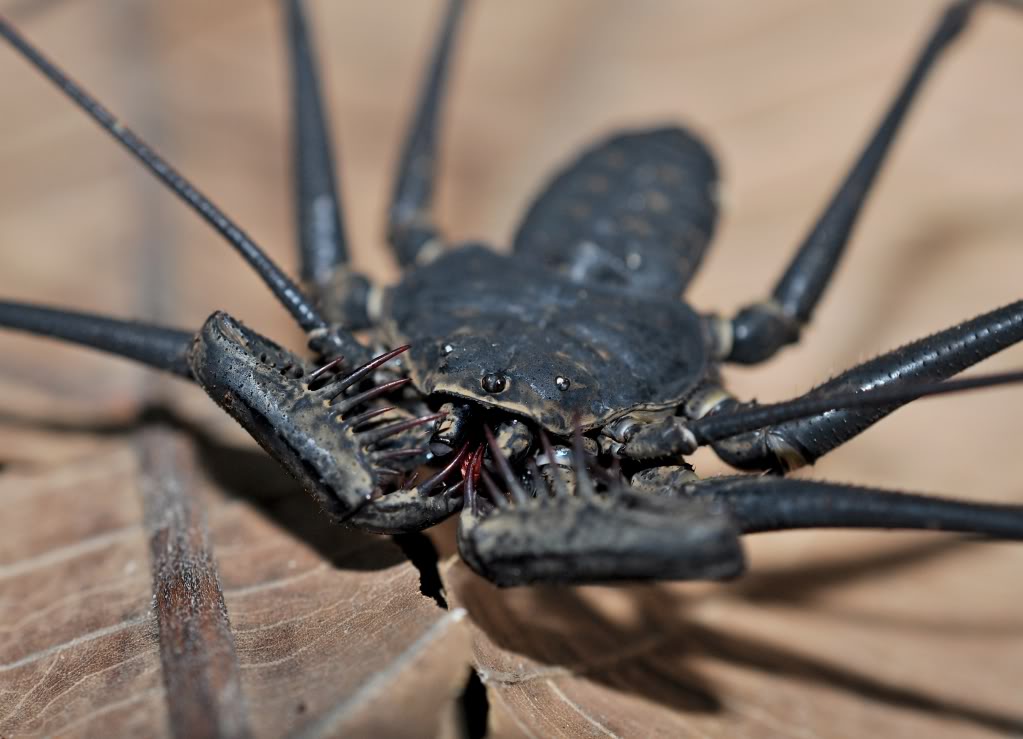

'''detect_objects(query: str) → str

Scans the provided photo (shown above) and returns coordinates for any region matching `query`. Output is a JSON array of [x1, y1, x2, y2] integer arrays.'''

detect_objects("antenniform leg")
[[723, 1, 993, 363], [284, 0, 371, 329], [387, 0, 467, 266], [0, 15, 367, 362], [0, 301, 194, 378]]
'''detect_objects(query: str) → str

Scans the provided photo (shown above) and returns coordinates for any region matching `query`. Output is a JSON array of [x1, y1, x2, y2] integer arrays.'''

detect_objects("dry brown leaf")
[[2, 1, 1023, 737], [0, 431, 471, 737], [0, 448, 167, 737]]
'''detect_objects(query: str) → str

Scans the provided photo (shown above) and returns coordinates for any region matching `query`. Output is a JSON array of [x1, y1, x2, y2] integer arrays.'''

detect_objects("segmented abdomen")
[[513, 126, 719, 297]]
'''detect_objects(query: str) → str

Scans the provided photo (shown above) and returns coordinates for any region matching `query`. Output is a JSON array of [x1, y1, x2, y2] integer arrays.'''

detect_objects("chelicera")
[[2, 0, 1023, 587]]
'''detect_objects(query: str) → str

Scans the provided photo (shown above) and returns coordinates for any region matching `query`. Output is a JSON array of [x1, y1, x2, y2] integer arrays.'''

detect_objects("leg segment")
[[682, 476, 1023, 539], [0, 300, 194, 378], [714, 300, 1023, 471], [725, 1, 984, 364], [388, 0, 467, 266], [284, 0, 372, 329]]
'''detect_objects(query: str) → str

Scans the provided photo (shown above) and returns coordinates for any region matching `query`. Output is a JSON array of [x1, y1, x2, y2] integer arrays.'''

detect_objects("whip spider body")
[[2, 0, 1022, 588]]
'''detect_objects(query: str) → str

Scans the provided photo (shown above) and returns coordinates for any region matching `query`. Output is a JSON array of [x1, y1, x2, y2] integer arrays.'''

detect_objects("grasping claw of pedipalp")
[[348, 439, 471, 534], [457, 426, 745, 587], [190, 313, 447, 528]]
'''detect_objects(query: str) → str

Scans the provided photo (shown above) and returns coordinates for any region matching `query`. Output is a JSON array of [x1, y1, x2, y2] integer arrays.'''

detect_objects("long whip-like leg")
[[715, 300, 1023, 471], [0, 14, 366, 360], [724, 1, 989, 364], [0, 301, 194, 378], [284, 0, 370, 330], [387, 0, 468, 266]]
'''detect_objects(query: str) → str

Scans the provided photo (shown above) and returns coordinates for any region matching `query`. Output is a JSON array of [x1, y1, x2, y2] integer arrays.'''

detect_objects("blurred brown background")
[[1, 1, 1022, 737]]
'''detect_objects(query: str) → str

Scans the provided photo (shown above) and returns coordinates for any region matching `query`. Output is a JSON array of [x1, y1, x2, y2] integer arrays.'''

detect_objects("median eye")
[[555, 376, 571, 391], [481, 372, 508, 394]]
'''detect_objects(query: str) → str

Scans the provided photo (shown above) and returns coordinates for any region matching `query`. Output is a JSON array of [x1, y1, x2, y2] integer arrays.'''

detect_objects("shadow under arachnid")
[[443, 540, 1023, 734], [0, 404, 406, 573]]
